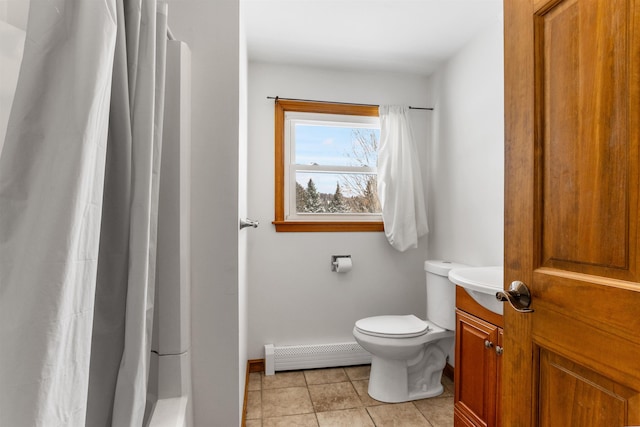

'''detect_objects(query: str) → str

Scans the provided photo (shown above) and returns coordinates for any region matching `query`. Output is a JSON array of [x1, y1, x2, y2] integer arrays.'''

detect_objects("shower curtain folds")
[[0, 1, 168, 426]]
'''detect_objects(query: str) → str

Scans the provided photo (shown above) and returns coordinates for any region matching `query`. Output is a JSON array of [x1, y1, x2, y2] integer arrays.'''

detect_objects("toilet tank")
[[424, 260, 469, 330]]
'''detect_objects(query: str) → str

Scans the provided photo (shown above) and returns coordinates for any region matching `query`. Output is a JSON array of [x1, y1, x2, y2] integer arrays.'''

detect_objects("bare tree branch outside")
[[296, 128, 381, 214]]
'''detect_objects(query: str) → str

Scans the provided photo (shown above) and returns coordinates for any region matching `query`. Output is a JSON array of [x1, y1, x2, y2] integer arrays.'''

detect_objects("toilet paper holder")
[[331, 255, 351, 272]]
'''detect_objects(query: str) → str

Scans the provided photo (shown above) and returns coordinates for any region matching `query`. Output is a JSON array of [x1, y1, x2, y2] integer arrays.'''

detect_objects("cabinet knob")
[[495, 345, 504, 356], [484, 340, 494, 349]]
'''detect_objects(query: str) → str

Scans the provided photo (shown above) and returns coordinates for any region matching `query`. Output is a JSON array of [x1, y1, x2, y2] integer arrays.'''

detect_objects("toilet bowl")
[[353, 260, 467, 403]]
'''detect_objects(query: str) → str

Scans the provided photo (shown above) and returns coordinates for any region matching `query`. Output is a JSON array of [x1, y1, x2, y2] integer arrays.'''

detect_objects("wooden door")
[[503, 0, 640, 426]]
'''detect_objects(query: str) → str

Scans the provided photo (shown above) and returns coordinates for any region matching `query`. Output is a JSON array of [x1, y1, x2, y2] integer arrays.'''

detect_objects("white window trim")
[[284, 111, 382, 222]]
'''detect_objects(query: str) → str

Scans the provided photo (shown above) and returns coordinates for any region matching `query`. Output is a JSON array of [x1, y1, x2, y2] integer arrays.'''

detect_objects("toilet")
[[353, 260, 467, 403]]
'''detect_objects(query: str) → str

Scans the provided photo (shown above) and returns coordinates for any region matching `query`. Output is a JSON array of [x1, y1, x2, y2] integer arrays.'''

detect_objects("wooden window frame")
[[273, 99, 385, 232]]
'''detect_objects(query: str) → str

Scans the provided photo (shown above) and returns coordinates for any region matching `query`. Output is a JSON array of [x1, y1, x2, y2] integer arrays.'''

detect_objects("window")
[[273, 100, 384, 232]]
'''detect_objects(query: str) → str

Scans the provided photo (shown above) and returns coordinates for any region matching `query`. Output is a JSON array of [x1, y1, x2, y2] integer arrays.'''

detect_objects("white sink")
[[448, 266, 504, 315]]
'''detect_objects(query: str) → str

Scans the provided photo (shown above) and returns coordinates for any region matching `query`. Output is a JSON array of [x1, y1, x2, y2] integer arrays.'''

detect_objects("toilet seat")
[[355, 315, 430, 338]]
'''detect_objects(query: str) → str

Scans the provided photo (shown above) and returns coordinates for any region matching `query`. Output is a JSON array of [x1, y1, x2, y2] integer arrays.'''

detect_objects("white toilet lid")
[[355, 315, 429, 338]]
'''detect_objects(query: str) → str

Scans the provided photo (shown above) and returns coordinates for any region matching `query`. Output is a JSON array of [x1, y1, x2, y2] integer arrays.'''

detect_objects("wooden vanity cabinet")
[[454, 286, 504, 427]]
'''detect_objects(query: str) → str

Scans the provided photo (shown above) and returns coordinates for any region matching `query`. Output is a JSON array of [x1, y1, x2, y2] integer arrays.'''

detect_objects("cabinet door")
[[455, 309, 499, 427], [495, 328, 503, 427]]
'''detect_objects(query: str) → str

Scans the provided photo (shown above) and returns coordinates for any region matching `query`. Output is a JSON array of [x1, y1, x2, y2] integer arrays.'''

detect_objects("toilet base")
[[367, 340, 450, 403]]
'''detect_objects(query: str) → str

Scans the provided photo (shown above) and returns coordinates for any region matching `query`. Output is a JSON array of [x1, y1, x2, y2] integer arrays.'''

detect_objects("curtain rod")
[[266, 96, 433, 111]]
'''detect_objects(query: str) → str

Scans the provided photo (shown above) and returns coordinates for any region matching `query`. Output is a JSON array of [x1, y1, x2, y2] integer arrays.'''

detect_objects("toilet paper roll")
[[335, 257, 352, 273]]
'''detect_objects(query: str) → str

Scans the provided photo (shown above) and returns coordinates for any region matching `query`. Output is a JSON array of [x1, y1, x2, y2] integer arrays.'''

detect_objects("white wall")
[[0, 0, 27, 157], [427, 20, 504, 267], [167, 1, 241, 426], [246, 63, 431, 359], [0, 0, 28, 30], [0, 20, 24, 156]]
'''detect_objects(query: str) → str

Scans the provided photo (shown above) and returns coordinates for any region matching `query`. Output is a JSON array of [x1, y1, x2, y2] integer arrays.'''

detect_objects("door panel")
[[504, 0, 640, 425], [538, 349, 640, 427], [538, 0, 638, 278]]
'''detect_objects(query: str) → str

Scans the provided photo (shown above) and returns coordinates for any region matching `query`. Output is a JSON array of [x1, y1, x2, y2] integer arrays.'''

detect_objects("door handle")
[[239, 218, 259, 230], [496, 280, 534, 313]]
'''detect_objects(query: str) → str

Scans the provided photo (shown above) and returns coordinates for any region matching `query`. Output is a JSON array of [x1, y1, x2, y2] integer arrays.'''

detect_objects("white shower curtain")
[[377, 106, 429, 252], [0, 0, 167, 426]]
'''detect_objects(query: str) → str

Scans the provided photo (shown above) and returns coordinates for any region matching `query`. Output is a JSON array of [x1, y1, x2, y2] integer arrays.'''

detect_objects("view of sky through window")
[[294, 124, 380, 193]]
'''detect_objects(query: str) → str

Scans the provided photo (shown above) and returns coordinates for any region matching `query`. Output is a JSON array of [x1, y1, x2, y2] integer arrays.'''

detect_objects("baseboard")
[[248, 359, 264, 373], [242, 359, 264, 427]]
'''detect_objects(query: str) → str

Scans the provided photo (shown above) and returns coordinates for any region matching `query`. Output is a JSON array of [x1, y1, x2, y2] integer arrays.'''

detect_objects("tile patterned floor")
[[244, 365, 454, 427]]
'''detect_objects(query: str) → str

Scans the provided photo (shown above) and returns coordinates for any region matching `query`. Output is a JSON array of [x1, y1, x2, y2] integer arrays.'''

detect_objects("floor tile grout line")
[[251, 366, 452, 426]]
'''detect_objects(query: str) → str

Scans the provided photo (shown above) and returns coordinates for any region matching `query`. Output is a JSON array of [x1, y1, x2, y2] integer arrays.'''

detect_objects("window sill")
[[272, 221, 384, 233]]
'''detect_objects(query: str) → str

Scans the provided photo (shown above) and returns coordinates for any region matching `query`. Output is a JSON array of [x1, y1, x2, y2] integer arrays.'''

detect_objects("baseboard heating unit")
[[264, 342, 372, 375]]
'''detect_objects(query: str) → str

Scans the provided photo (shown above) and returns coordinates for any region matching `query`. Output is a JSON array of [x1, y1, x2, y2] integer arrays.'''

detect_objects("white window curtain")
[[0, 0, 167, 426], [377, 105, 429, 251]]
